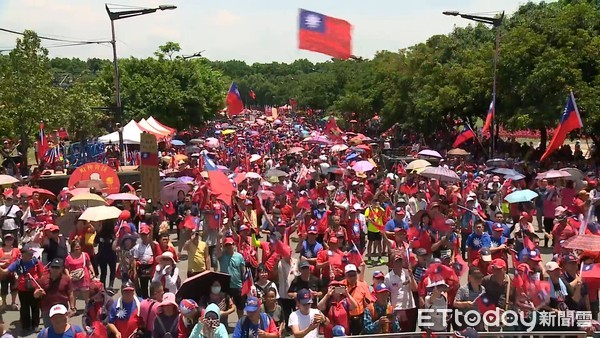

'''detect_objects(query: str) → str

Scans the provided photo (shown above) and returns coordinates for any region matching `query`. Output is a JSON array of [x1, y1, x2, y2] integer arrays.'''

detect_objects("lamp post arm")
[[105, 5, 159, 20]]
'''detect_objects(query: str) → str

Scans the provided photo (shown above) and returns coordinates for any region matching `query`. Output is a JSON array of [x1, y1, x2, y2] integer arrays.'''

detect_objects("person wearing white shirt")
[[151, 252, 180, 294], [384, 253, 418, 332], [288, 289, 329, 338], [0, 195, 22, 246]]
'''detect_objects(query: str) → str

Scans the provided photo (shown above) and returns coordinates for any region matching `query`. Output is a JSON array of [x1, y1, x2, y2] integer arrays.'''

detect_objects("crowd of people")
[[0, 112, 596, 338]]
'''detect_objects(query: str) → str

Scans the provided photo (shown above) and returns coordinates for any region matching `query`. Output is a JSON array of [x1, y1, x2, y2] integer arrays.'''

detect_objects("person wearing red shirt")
[[346, 205, 365, 252], [0, 233, 19, 310], [316, 237, 345, 286], [234, 224, 259, 271], [551, 208, 578, 253], [324, 215, 348, 248], [317, 280, 358, 338]]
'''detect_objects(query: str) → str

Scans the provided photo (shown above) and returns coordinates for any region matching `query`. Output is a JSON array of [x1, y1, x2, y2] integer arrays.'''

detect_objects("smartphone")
[[334, 286, 345, 294]]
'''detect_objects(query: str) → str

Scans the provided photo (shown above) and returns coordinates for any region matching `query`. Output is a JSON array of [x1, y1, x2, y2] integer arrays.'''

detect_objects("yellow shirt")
[[365, 206, 384, 233], [187, 239, 207, 273]]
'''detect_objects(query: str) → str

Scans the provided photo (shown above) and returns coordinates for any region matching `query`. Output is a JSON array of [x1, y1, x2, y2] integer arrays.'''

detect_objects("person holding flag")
[[364, 199, 385, 266]]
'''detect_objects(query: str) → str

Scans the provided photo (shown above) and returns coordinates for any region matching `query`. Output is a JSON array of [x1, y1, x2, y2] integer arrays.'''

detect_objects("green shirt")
[[219, 252, 245, 288]]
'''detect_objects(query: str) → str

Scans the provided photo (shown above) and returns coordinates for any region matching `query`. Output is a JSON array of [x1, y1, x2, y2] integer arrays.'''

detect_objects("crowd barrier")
[[345, 332, 588, 338]]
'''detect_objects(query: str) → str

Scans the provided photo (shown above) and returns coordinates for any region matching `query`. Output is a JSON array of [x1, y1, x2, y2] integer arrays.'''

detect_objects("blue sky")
[[0, 0, 541, 63]]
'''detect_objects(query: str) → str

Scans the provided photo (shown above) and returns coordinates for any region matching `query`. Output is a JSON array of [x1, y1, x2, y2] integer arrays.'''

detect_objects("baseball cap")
[[492, 223, 504, 232], [49, 304, 68, 318], [373, 283, 390, 293], [239, 224, 250, 232], [527, 249, 542, 262], [455, 327, 479, 338], [299, 260, 310, 269], [344, 264, 357, 274], [563, 254, 578, 263], [244, 296, 260, 312], [466, 197, 475, 203], [328, 236, 338, 244], [20, 244, 34, 254], [307, 225, 318, 234], [546, 261, 561, 272], [373, 270, 384, 279], [223, 237, 235, 245], [555, 206, 568, 218], [44, 224, 60, 232], [50, 258, 64, 268], [332, 325, 346, 337], [317, 199, 326, 205], [3, 233, 13, 239], [296, 289, 313, 305], [121, 281, 135, 291], [352, 203, 363, 211], [397, 198, 407, 204], [480, 248, 492, 262], [491, 258, 506, 270], [394, 227, 407, 234], [139, 225, 151, 235], [179, 299, 199, 316], [395, 207, 405, 215], [415, 248, 428, 257], [469, 267, 484, 278]]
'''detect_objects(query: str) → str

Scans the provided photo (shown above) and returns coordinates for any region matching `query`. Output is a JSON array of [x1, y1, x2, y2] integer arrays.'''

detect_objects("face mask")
[[204, 317, 220, 330], [318, 208, 325, 212], [211, 286, 221, 294]]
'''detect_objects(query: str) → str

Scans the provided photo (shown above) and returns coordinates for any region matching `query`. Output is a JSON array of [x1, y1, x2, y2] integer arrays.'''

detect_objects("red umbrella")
[[562, 235, 600, 251], [4, 186, 55, 199]]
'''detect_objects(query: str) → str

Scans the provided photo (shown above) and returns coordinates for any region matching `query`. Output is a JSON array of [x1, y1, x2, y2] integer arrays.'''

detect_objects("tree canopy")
[[0, 0, 598, 160]]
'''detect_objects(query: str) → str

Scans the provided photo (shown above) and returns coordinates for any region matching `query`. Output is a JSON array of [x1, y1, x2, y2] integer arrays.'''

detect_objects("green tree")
[[155, 41, 181, 60]]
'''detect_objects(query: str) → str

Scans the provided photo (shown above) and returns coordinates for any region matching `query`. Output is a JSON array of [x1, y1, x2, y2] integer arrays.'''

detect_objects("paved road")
[[11, 230, 555, 338]]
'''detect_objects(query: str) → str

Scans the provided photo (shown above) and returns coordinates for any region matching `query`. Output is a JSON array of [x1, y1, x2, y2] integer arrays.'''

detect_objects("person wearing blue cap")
[[233, 296, 278, 338], [332, 325, 346, 337], [288, 289, 329, 338]]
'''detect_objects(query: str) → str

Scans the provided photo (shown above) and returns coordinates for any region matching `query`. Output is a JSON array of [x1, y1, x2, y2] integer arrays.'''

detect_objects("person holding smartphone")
[[317, 281, 358, 338]]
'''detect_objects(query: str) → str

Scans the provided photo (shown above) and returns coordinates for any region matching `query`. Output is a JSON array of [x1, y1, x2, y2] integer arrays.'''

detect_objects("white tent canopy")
[[97, 120, 143, 145], [147, 116, 175, 134], [138, 118, 169, 136]]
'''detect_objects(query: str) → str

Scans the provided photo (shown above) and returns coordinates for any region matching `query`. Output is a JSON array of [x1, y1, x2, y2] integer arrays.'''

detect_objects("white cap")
[[319, 155, 328, 162], [326, 185, 336, 191], [49, 304, 68, 317], [466, 197, 475, 202], [344, 264, 357, 273], [352, 181, 359, 186], [546, 261, 561, 272], [353, 203, 363, 210]]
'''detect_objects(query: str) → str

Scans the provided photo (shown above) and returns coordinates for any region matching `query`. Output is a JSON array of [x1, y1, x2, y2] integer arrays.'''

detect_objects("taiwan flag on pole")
[[298, 9, 352, 59], [37, 120, 47, 161], [581, 263, 600, 279], [540, 91, 583, 161], [482, 99, 494, 137], [452, 124, 475, 148], [140, 151, 158, 167], [203, 155, 235, 206], [226, 82, 244, 116]]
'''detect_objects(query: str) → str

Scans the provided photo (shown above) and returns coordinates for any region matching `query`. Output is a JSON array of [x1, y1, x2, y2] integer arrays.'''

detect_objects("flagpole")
[[468, 123, 489, 158]]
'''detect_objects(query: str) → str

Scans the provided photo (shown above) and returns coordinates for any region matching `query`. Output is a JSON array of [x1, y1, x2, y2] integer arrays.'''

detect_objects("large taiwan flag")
[[226, 82, 244, 116], [540, 91, 583, 161], [298, 9, 352, 59]]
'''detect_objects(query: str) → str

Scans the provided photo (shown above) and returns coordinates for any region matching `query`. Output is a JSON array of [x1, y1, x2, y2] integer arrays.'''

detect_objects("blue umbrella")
[[504, 189, 538, 203], [346, 153, 359, 161], [171, 139, 185, 146]]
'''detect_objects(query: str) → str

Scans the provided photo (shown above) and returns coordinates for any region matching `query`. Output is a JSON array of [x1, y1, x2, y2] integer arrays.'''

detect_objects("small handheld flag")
[[452, 124, 475, 148]]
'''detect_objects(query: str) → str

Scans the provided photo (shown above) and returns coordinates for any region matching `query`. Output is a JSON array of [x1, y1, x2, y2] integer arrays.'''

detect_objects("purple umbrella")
[[418, 149, 443, 159], [177, 176, 194, 183], [420, 166, 461, 182]]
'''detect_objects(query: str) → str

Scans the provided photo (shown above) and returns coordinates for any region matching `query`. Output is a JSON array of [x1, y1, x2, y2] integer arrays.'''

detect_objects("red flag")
[[452, 251, 468, 277], [425, 263, 455, 283], [513, 263, 532, 295], [37, 120, 47, 161], [346, 241, 363, 267], [530, 280, 551, 308], [475, 293, 496, 313], [241, 268, 253, 296], [181, 215, 198, 231], [140, 151, 159, 166], [482, 99, 494, 137], [581, 263, 600, 279], [541, 91, 583, 161], [203, 155, 235, 206], [324, 116, 344, 143], [226, 82, 244, 116], [523, 235, 536, 251], [249, 90, 256, 100], [298, 9, 352, 59], [270, 232, 291, 259], [297, 196, 311, 211], [452, 124, 475, 148], [289, 98, 297, 110]]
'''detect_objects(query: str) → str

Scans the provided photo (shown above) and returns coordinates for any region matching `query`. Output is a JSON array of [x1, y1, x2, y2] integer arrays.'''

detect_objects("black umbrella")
[[56, 211, 82, 236], [176, 271, 231, 303]]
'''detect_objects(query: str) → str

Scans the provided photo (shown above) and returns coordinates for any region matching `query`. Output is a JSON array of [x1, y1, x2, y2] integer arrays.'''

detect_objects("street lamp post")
[[105, 4, 176, 162], [443, 10, 504, 158]]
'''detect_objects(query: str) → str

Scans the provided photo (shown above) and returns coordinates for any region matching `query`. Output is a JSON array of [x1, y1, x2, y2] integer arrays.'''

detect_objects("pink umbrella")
[[161, 182, 192, 203], [106, 193, 140, 202], [67, 188, 90, 196], [537, 169, 572, 180], [303, 136, 331, 145], [352, 160, 376, 172], [420, 166, 461, 182]]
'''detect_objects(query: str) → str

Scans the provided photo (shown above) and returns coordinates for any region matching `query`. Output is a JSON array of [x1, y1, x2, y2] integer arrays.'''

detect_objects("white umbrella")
[[0, 175, 19, 186], [205, 137, 219, 148], [79, 206, 122, 222], [418, 149, 443, 159], [537, 169, 572, 180], [249, 154, 262, 163], [331, 144, 348, 152], [246, 172, 262, 179]]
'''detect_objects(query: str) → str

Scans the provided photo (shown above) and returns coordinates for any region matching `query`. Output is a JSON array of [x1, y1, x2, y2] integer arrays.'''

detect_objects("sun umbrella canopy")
[[418, 149, 443, 159], [161, 182, 192, 203], [222, 129, 236, 135], [246, 172, 262, 180], [562, 235, 600, 251], [504, 189, 538, 203], [420, 166, 461, 182], [406, 159, 432, 171], [537, 169, 572, 180], [70, 193, 107, 207], [492, 168, 520, 176], [447, 148, 470, 156], [331, 144, 348, 152], [170, 139, 185, 146], [176, 271, 231, 303], [486, 158, 507, 167], [106, 193, 140, 202], [352, 160, 375, 172], [265, 169, 288, 178], [79, 206, 122, 222], [0, 175, 19, 186], [287, 147, 304, 154], [250, 154, 262, 163]]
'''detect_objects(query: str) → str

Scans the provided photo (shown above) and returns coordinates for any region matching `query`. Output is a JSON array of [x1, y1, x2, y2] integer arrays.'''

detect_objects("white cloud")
[[213, 10, 240, 27]]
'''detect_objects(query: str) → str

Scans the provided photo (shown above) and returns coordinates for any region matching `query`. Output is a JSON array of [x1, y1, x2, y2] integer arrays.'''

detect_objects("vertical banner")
[[140, 133, 160, 204]]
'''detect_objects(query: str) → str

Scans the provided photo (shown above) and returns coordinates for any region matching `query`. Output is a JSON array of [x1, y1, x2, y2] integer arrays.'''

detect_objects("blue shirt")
[[219, 252, 245, 288], [38, 325, 84, 338], [8, 257, 38, 274], [384, 219, 408, 232], [301, 241, 323, 259], [490, 235, 507, 249], [465, 232, 491, 250]]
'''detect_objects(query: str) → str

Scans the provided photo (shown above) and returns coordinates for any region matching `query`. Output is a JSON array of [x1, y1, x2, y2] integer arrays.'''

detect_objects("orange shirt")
[[342, 280, 372, 316]]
